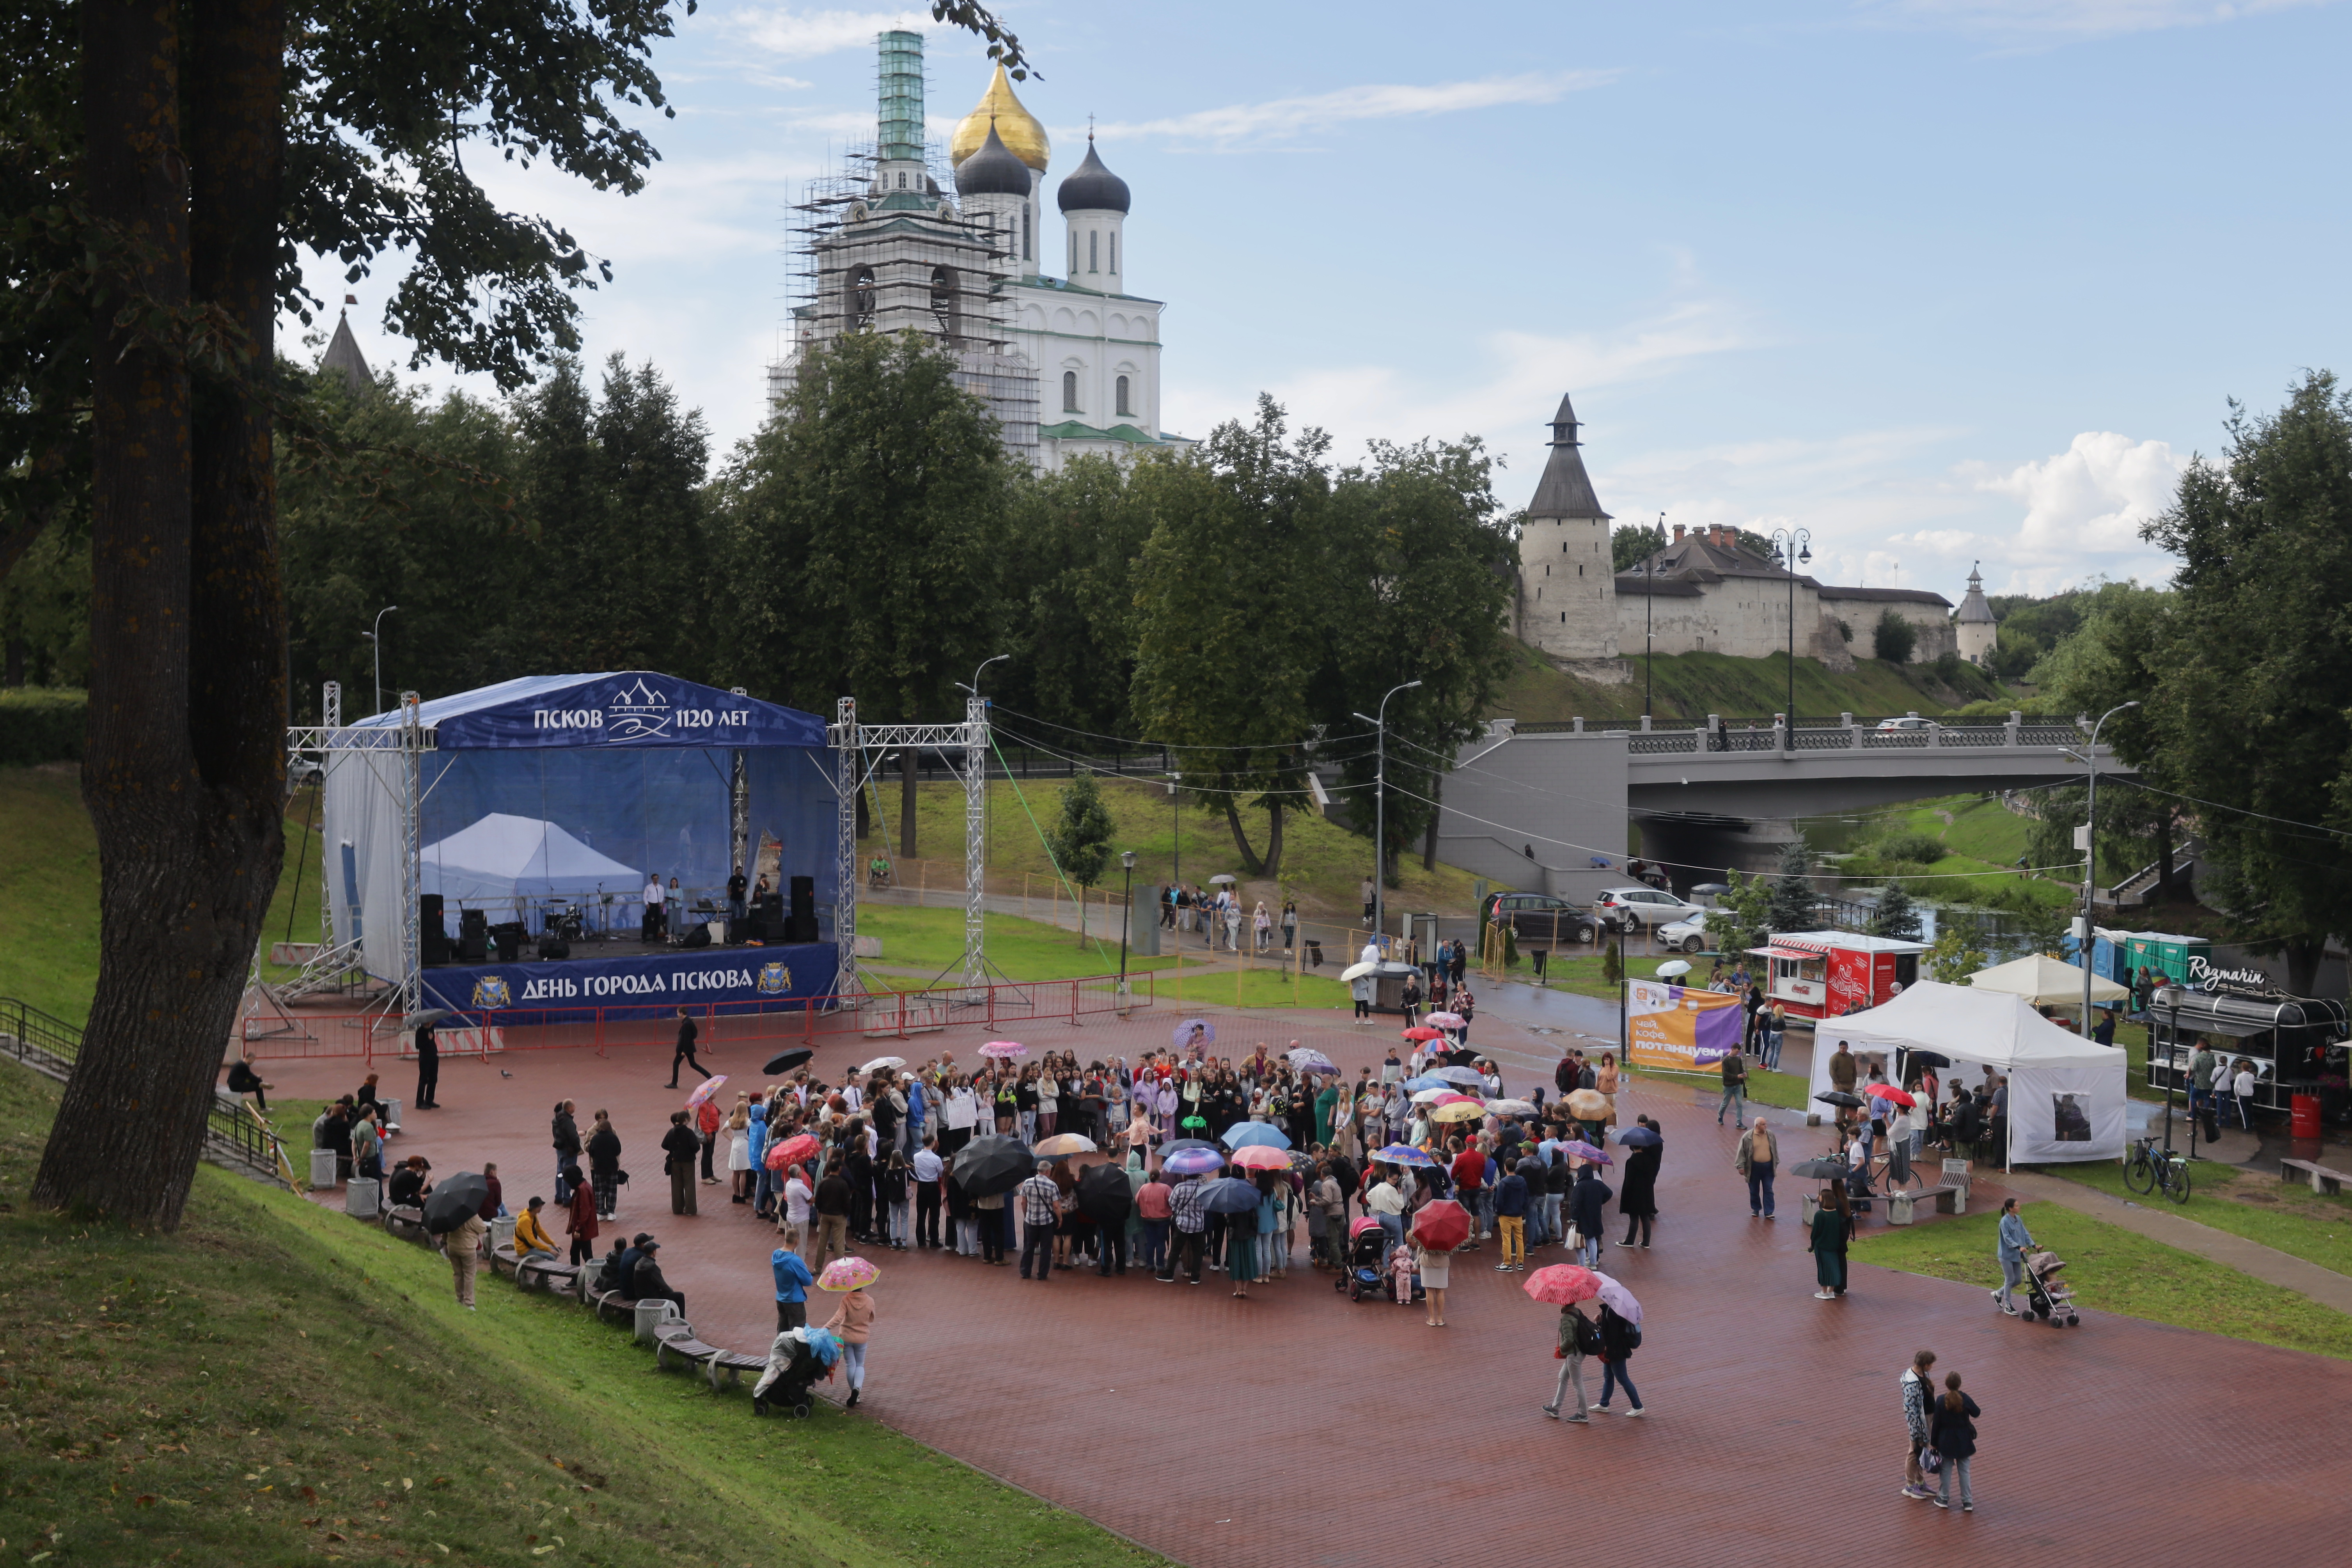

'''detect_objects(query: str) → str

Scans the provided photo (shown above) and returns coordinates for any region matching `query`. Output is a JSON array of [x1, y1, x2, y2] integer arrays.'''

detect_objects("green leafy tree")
[[1600, 936, 1623, 986], [1715, 869, 1775, 957], [1869, 881, 1921, 941], [714, 332, 1014, 858], [1769, 835, 1818, 934], [1130, 398, 1329, 879], [1045, 772, 1117, 945], [996, 456, 1154, 739], [1871, 608, 1917, 664], [1927, 925, 1988, 983], [1612, 518, 1666, 572]]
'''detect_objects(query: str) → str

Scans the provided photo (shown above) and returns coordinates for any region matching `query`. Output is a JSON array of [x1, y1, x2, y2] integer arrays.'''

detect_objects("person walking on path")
[[1618, 1116, 1662, 1247], [771, 1243, 814, 1331], [1993, 1197, 2036, 1315], [1811, 1182, 1851, 1299], [1736, 1116, 1778, 1219], [1412, 1233, 1450, 1326], [667, 1008, 710, 1088], [823, 1282, 876, 1410], [1929, 1372, 1980, 1511], [1590, 1300, 1645, 1415], [447, 1211, 486, 1310], [662, 1110, 701, 1216], [1543, 1302, 1600, 1423], [1718, 1047, 1747, 1125], [1568, 1162, 1612, 1269], [1901, 1349, 1940, 1500]]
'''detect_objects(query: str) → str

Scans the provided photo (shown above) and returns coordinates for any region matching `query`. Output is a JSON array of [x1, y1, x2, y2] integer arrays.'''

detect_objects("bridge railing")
[[1520, 713, 2091, 756]]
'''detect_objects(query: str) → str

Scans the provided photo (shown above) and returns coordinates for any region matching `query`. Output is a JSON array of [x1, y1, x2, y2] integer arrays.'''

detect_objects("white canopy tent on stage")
[[1809, 981, 2129, 1166]]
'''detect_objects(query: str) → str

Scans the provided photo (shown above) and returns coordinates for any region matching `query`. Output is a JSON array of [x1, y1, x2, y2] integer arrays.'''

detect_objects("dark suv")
[[1485, 892, 1600, 947]]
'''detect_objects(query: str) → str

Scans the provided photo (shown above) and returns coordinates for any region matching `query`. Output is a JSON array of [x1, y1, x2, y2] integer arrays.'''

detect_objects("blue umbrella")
[[1196, 1176, 1263, 1215], [1162, 1146, 1225, 1176], [1401, 1074, 1450, 1093], [1374, 1144, 1438, 1168], [1159, 1138, 1221, 1157], [1287, 1047, 1339, 1076], [1615, 1125, 1662, 1149], [1431, 1065, 1485, 1087], [1561, 1141, 1614, 1165], [1221, 1121, 1292, 1151]]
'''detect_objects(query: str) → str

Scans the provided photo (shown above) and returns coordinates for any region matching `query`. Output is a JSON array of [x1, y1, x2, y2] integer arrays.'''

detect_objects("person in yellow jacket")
[[514, 1195, 559, 1260]]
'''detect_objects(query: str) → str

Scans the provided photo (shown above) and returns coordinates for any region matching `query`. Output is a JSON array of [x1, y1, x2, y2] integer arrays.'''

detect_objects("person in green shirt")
[[1314, 1078, 1339, 1147]]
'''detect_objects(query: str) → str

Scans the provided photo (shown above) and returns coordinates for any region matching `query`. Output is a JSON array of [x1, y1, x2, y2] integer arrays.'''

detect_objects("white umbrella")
[[1484, 1098, 1540, 1116], [860, 1055, 906, 1073], [1341, 961, 1382, 982], [1423, 1011, 1465, 1028], [1208, 873, 1239, 885]]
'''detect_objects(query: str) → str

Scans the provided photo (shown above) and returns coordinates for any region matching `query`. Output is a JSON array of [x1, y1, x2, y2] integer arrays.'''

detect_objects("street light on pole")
[[364, 605, 399, 716], [2079, 701, 2139, 1031], [1117, 849, 1137, 1002], [1768, 529, 1811, 745], [1351, 679, 1422, 947], [1644, 512, 1662, 720]]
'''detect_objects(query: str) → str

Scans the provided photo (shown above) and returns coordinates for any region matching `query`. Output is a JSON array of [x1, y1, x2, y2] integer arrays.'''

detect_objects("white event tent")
[[1967, 953, 2130, 1009], [1810, 981, 2128, 1165], [420, 812, 645, 913]]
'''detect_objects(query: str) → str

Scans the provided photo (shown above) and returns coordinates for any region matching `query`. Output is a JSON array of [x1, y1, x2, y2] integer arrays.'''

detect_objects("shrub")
[[1875, 830, 1946, 866], [0, 687, 85, 766], [1873, 609, 1917, 664]]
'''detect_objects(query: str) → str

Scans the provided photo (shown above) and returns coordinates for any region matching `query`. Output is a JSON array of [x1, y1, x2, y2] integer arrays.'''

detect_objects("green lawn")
[[2036, 1157, 2352, 1279], [0, 1065, 1160, 1568], [1851, 1199, 2352, 1360]]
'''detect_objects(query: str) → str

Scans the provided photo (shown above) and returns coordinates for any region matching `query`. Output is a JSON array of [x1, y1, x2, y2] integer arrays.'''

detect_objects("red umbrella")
[[1523, 1264, 1601, 1305], [1866, 1085, 1917, 1108], [1408, 1198, 1472, 1252], [1401, 1026, 1445, 1041], [764, 1132, 820, 1172], [1229, 1144, 1289, 1172]]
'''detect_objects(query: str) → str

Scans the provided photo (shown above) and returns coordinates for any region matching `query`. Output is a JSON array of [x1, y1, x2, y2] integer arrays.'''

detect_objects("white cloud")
[[1867, 0, 2334, 42], [712, 6, 941, 60], [1971, 430, 2183, 553], [1094, 71, 1619, 149]]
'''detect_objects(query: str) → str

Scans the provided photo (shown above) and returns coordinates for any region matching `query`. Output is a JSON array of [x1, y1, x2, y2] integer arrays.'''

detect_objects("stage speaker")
[[538, 937, 569, 961], [787, 912, 819, 943], [789, 874, 815, 920], [459, 930, 488, 964], [491, 923, 523, 963], [420, 894, 448, 965], [681, 924, 713, 950]]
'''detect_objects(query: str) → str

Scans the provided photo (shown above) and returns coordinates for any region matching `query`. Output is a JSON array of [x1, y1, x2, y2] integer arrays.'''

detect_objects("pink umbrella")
[[683, 1074, 727, 1110], [981, 1040, 1027, 1059], [764, 1132, 819, 1172], [1423, 1011, 1465, 1029], [817, 1255, 880, 1291], [1523, 1264, 1601, 1305], [1229, 1144, 1289, 1172], [1589, 1270, 1643, 1326]]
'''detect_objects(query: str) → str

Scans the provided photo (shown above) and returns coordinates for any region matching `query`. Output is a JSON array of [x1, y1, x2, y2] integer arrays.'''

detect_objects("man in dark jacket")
[[414, 1020, 440, 1109], [1555, 1054, 1579, 1096], [225, 1054, 272, 1111], [813, 1168, 853, 1274], [631, 1239, 685, 1313], [1719, 1049, 1747, 1125], [552, 1100, 582, 1204], [667, 1009, 709, 1089], [1568, 1165, 1613, 1266], [603, 1233, 650, 1295], [661, 1111, 702, 1217]]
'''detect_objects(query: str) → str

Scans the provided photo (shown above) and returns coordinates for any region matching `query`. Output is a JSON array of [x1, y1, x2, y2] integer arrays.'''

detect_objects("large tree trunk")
[[2283, 936, 2324, 999], [899, 747, 918, 860], [2151, 808, 2175, 903], [1221, 792, 1263, 876], [1260, 798, 1284, 882]]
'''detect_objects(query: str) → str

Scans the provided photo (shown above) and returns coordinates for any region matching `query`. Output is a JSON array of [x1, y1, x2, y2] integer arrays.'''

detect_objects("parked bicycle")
[[2123, 1134, 2192, 1203]]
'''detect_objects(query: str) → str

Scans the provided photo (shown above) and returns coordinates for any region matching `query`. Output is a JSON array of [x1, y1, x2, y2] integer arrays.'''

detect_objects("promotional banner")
[[422, 942, 839, 1023], [1626, 980, 1745, 1072]]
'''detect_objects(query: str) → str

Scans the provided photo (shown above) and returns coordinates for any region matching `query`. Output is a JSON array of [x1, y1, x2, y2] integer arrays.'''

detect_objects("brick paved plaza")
[[269, 996, 2352, 1564]]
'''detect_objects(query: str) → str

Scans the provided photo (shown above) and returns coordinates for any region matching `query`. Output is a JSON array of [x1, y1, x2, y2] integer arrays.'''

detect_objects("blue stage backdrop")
[[424, 942, 839, 1023], [326, 671, 839, 990]]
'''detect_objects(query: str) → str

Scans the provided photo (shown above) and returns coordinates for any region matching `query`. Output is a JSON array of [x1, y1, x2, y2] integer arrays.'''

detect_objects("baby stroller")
[[2021, 1250, 2080, 1328], [1336, 1218, 1422, 1304], [752, 1327, 840, 1417]]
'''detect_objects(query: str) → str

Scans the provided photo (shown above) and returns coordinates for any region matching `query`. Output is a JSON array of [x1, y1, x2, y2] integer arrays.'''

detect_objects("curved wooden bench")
[[516, 1257, 580, 1294]]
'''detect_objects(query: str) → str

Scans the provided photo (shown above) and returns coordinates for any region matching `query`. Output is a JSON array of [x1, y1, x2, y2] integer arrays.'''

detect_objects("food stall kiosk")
[[2148, 982, 2348, 1125], [1749, 931, 1927, 1023]]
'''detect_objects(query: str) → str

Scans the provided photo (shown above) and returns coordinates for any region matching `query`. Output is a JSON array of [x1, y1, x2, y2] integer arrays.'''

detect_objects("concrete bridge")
[[1431, 711, 2131, 899]]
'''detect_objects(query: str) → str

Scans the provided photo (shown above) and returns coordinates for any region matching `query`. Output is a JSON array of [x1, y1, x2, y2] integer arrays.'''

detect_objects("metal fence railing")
[[0, 997, 287, 1183]]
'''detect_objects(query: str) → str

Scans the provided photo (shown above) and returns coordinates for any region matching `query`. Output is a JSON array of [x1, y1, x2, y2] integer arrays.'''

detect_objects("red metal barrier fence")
[[241, 972, 1157, 1062]]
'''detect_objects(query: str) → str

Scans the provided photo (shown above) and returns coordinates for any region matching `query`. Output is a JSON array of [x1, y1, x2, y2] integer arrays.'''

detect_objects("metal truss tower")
[[829, 699, 992, 991]]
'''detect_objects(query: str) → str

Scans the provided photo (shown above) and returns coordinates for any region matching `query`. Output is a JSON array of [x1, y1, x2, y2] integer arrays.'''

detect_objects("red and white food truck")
[[1747, 931, 1927, 1021]]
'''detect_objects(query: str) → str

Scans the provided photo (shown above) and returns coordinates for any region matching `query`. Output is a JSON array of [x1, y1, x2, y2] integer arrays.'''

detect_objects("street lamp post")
[[2081, 701, 2139, 1031], [1117, 849, 1137, 1001], [1768, 529, 1811, 747], [364, 604, 399, 716], [1351, 679, 1423, 947], [1644, 512, 1662, 720]]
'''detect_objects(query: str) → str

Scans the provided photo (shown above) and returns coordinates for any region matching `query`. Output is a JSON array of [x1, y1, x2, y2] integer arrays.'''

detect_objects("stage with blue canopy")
[[319, 672, 840, 1016]]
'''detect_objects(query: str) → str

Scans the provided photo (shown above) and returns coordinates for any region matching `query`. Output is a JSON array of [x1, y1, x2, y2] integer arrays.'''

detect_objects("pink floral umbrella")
[[1523, 1264, 1600, 1305], [683, 1073, 727, 1110], [980, 1040, 1028, 1059], [817, 1255, 880, 1291]]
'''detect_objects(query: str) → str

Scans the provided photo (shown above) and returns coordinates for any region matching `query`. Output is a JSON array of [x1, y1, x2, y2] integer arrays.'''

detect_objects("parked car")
[[1485, 891, 1600, 947], [1592, 886, 1704, 933], [1658, 908, 1716, 954], [1874, 713, 1937, 731]]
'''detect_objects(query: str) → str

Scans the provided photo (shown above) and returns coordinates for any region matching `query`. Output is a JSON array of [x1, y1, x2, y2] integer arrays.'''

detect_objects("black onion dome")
[[1055, 140, 1130, 214], [955, 122, 1032, 198]]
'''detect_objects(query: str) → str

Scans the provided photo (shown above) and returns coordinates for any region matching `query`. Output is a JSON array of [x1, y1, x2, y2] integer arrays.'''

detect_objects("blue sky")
[[305, 0, 2352, 601]]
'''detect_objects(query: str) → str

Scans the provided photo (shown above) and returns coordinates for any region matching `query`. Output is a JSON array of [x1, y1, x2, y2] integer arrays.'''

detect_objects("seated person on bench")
[[514, 1195, 559, 1261], [631, 1240, 685, 1315], [387, 1155, 433, 1209]]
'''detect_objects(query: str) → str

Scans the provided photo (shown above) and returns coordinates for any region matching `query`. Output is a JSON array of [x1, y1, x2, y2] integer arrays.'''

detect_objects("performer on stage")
[[642, 873, 664, 942], [727, 864, 749, 927]]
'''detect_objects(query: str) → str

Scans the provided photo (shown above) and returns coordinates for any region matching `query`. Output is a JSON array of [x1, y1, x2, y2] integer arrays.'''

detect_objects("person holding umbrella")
[[1568, 1160, 1612, 1268], [1590, 1295, 1646, 1416], [1617, 1118, 1663, 1249], [818, 1257, 878, 1410], [1543, 1295, 1602, 1423]]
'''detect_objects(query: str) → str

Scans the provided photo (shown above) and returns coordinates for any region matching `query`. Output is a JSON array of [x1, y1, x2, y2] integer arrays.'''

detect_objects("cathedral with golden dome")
[[768, 30, 1181, 472]]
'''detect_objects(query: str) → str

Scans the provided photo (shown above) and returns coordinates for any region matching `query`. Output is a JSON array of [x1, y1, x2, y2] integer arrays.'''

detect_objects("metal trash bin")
[[346, 1176, 381, 1220], [1798, 1191, 1820, 1229], [1889, 1190, 1919, 1226], [633, 1298, 683, 1344], [310, 1148, 341, 1188], [1942, 1158, 1972, 1184], [377, 1096, 402, 1132], [489, 1215, 516, 1255]]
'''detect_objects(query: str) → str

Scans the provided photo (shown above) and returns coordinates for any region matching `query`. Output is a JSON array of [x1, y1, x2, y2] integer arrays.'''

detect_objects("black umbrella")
[[1075, 1162, 1134, 1224], [763, 1047, 814, 1075], [1788, 1158, 1848, 1180], [951, 1134, 1035, 1198], [1813, 1090, 1866, 1108], [1616, 1126, 1663, 1149], [1196, 1176, 1264, 1215], [1902, 1050, 1951, 1069], [424, 1171, 489, 1234]]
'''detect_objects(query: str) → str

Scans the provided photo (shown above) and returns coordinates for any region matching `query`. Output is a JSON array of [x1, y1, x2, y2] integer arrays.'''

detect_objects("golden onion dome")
[[951, 65, 1050, 173]]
